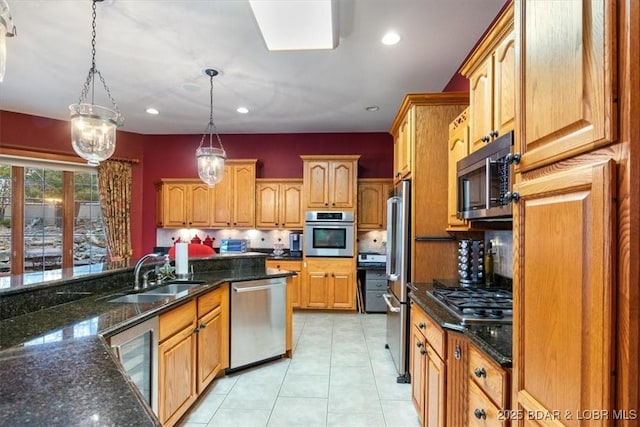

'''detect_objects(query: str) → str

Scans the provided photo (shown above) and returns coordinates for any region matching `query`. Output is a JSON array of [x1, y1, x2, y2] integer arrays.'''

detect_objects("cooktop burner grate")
[[427, 286, 513, 324]]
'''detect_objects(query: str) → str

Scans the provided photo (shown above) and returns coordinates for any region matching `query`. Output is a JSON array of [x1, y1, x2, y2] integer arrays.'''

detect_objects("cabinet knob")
[[502, 191, 520, 204], [324, 273, 328, 277], [325, 203, 329, 206], [474, 367, 487, 378], [420, 349, 427, 356], [474, 409, 487, 420], [226, 222, 230, 226], [416, 342, 424, 348], [418, 322, 426, 330], [490, 130, 499, 138], [275, 223, 278, 226], [504, 152, 521, 165], [199, 322, 206, 329], [332, 203, 335, 206], [482, 135, 490, 143]]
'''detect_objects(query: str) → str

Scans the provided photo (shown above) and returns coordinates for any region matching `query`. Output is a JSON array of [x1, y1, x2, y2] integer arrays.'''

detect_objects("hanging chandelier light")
[[69, 0, 123, 166], [196, 68, 227, 187], [0, 0, 17, 83]]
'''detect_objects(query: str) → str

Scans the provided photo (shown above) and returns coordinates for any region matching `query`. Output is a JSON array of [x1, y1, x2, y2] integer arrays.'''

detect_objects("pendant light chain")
[[199, 70, 225, 152], [75, 0, 122, 121]]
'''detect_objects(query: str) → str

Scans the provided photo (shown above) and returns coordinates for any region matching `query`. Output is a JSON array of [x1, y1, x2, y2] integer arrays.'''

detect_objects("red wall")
[[141, 132, 393, 252], [1, 111, 393, 257]]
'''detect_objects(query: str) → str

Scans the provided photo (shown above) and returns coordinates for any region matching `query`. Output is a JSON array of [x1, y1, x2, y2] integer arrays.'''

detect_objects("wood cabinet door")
[[329, 268, 354, 309], [358, 180, 387, 230], [513, 160, 616, 427], [232, 163, 256, 228], [196, 305, 222, 394], [516, 0, 616, 171], [468, 58, 494, 153], [303, 268, 329, 308], [425, 345, 446, 427], [410, 325, 427, 426], [256, 181, 279, 229], [394, 110, 413, 182], [158, 325, 197, 426], [329, 161, 355, 208], [305, 161, 330, 208], [163, 183, 188, 227], [188, 184, 211, 228], [211, 165, 233, 227], [447, 109, 470, 231], [280, 182, 303, 229], [492, 30, 515, 139], [155, 183, 164, 227]]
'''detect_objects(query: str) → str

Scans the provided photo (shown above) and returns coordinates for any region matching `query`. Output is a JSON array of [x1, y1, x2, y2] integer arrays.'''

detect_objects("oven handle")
[[382, 293, 400, 313]]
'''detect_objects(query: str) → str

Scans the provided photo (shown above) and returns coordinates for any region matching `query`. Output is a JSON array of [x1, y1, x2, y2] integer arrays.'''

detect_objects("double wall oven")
[[304, 211, 355, 257]]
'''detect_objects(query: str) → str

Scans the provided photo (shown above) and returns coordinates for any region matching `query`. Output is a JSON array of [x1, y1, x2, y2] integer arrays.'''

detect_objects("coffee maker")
[[289, 232, 303, 257]]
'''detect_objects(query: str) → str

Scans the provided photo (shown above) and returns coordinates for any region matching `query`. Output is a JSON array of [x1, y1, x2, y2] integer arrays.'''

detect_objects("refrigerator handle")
[[386, 196, 400, 279]]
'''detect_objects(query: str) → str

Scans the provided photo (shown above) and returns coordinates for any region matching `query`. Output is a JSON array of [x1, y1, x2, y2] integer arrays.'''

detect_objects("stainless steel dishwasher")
[[229, 277, 286, 371]]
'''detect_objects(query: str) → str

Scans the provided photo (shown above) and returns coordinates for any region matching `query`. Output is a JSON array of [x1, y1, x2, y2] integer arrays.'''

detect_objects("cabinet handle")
[[502, 191, 520, 204], [474, 367, 487, 378], [331, 273, 335, 277], [199, 322, 207, 329], [325, 203, 329, 206], [420, 349, 427, 356], [416, 342, 424, 348], [490, 129, 499, 138], [324, 273, 328, 277], [226, 222, 230, 226], [482, 135, 490, 143], [194, 327, 200, 334], [504, 152, 521, 165], [418, 322, 426, 330], [276, 265, 281, 269], [233, 222, 237, 225], [474, 409, 487, 420], [454, 344, 461, 360], [332, 203, 335, 206], [275, 223, 278, 226]]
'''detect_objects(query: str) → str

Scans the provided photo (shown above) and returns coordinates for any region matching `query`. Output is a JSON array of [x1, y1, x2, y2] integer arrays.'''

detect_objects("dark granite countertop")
[[0, 253, 293, 426], [410, 282, 512, 367]]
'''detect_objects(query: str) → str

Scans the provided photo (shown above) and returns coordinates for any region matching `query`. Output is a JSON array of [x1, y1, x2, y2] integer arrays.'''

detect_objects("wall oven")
[[304, 211, 355, 257], [457, 131, 517, 220]]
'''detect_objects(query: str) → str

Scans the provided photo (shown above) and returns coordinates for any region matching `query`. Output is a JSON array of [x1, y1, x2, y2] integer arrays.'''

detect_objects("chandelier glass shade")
[[69, 0, 123, 166], [196, 68, 226, 187]]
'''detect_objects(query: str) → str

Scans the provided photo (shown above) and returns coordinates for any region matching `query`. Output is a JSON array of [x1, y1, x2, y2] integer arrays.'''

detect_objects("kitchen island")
[[0, 253, 294, 427]]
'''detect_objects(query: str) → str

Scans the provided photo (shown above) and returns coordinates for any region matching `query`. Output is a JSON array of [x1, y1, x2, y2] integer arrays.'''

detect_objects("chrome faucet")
[[133, 253, 161, 290]]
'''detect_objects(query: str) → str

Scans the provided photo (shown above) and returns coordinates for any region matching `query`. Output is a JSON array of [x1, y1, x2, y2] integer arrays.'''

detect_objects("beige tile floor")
[[179, 311, 421, 427]]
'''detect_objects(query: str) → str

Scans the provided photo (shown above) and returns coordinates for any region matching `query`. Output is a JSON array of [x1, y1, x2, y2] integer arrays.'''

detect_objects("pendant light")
[[196, 68, 227, 187], [0, 0, 17, 83], [69, 0, 123, 166]]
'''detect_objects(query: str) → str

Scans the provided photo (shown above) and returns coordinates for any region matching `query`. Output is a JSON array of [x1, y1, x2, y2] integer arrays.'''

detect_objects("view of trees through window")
[[0, 162, 107, 275]]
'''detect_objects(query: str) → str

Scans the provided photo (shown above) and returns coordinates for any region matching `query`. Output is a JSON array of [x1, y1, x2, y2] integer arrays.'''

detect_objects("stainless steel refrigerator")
[[384, 179, 411, 383]]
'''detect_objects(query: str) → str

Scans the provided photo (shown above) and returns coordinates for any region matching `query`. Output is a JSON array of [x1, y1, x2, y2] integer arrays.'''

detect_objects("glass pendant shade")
[[196, 146, 226, 187], [69, 103, 119, 166]]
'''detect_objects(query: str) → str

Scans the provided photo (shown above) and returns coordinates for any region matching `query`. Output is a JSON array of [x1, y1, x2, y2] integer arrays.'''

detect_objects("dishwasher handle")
[[382, 293, 401, 313], [232, 281, 285, 293]]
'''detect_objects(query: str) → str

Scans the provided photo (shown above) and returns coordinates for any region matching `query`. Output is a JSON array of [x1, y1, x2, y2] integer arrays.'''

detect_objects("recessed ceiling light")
[[366, 106, 380, 112], [237, 107, 249, 114], [146, 108, 159, 115], [381, 31, 401, 46]]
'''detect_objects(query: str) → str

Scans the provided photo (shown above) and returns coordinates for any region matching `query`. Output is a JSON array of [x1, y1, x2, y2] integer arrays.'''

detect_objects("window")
[[0, 159, 106, 276]]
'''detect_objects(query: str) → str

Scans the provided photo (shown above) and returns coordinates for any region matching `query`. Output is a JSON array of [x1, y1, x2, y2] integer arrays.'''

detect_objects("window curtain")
[[97, 160, 132, 266]]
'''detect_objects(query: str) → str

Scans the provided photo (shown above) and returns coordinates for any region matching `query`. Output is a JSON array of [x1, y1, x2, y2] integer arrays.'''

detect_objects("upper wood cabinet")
[[300, 155, 359, 210], [514, 0, 617, 171], [358, 178, 393, 231], [460, 3, 515, 153], [392, 109, 414, 182], [446, 108, 470, 232], [157, 180, 212, 228], [211, 159, 257, 228], [256, 179, 304, 230]]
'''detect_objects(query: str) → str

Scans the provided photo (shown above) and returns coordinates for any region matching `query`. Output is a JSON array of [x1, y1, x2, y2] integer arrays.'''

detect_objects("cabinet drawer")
[[365, 290, 386, 312], [267, 260, 302, 272], [411, 304, 445, 359], [468, 380, 503, 427], [160, 300, 196, 342], [365, 280, 386, 291], [365, 270, 386, 281], [469, 345, 507, 407], [197, 285, 224, 317]]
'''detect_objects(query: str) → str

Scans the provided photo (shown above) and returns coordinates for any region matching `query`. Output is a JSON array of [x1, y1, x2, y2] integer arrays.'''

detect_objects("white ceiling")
[[0, 0, 506, 135]]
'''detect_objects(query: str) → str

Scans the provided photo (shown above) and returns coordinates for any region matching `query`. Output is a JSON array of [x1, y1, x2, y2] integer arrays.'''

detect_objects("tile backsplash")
[[485, 230, 513, 278], [156, 228, 302, 252]]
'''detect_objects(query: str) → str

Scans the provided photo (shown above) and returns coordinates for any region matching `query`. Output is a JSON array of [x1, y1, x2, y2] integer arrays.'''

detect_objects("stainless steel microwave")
[[457, 131, 516, 220], [304, 211, 355, 257]]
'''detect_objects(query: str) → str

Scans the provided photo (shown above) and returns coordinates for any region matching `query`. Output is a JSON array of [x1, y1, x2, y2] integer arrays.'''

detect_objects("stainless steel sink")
[[108, 293, 172, 304], [144, 282, 204, 295]]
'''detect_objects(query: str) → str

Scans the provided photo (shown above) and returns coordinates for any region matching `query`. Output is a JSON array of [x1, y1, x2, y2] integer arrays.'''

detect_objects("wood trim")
[[299, 154, 361, 161], [255, 178, 303, 184], [62, 171, 74, 268], [0, 146, 139, 165], [11, 166, 24, 274], [389, 92, 469, 135]]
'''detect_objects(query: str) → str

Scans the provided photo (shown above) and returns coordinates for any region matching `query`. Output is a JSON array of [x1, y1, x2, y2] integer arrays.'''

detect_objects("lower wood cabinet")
[[158, 285, 229, 427], [301, 257, 356, 310], [467, 344, 509, 427], [266, 259, 302, 308], [410, 303, 446, 427]]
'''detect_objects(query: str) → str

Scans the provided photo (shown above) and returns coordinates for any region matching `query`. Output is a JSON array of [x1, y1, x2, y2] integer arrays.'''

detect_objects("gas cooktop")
[[427, 286, 513, 324]]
